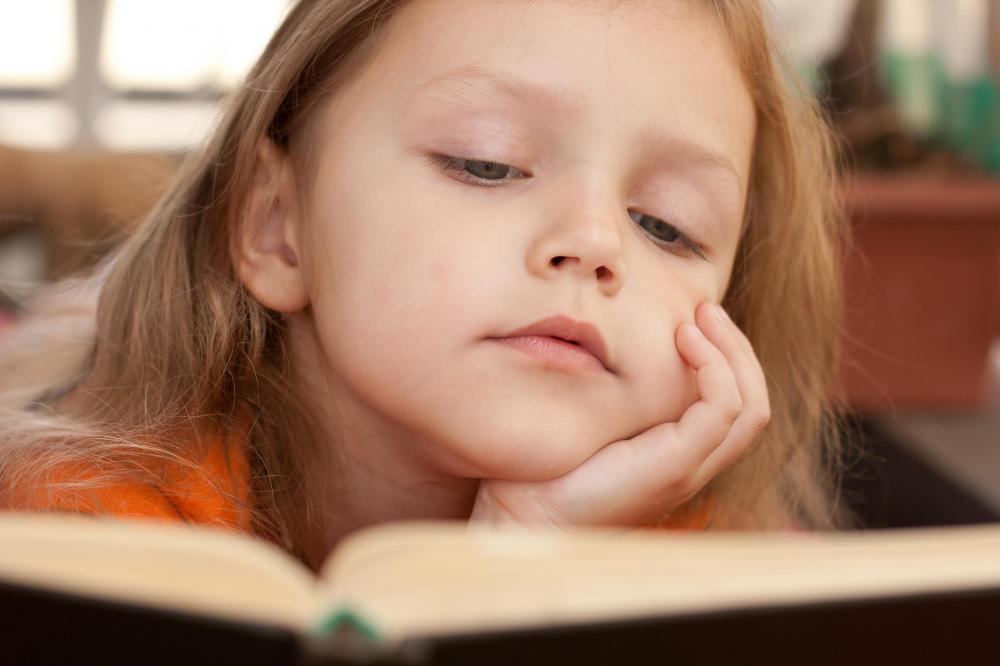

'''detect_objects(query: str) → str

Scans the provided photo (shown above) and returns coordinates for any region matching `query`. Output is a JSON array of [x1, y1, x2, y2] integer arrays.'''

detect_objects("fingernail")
[[714, 304, 729, 323]]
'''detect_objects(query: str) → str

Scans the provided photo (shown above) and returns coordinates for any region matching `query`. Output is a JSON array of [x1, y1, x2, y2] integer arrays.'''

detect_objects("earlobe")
[[233, 139, 310, 314]]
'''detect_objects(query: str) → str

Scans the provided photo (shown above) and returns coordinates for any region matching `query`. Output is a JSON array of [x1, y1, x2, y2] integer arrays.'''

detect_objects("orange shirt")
[[7, 432, 710, 532], [655, 498, 713, 531], [6, 431, 253, 532]]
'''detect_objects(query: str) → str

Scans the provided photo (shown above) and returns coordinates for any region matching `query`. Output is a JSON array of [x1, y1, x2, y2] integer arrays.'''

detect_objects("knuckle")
[[676, 481, 700, 505], [661, 469, 696, 501], [722, 396, 742, 423], [748, 406, 771, 432]]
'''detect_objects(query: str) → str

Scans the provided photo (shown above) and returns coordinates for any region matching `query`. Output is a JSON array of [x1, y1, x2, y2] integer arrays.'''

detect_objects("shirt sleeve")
[[5, 437, 252, 533]]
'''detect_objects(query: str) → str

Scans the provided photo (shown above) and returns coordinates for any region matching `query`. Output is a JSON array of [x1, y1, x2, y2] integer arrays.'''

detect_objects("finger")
[[691, 303, 771, 486], [715, 306, 767, 387], [672, 320, 742, 464], [696, 303, 768, 402], [538, 317, 749, 527], [560, 322, 739, 512]]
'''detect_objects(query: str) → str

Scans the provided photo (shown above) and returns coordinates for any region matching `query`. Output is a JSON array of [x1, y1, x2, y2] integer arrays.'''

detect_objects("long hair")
[[706, 1, 851, 529], [0, 0, 852, 562]]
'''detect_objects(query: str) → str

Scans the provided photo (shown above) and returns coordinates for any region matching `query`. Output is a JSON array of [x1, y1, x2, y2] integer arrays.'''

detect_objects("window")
[[0, 0, 290, 151], [0, 0, 76, 88], [101, 0, 289, 90]]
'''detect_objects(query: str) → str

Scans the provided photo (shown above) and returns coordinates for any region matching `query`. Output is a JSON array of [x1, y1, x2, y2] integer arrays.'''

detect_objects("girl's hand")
[[469, 302, 771, 529]]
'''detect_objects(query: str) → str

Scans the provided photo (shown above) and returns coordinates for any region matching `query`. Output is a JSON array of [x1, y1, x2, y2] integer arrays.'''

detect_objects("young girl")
[[0, 0, 849, 570]]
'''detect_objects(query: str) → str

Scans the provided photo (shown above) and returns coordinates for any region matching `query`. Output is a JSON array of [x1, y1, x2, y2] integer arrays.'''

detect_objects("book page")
[[317, 521, 1000, 643], [0, 513, 320, 630]]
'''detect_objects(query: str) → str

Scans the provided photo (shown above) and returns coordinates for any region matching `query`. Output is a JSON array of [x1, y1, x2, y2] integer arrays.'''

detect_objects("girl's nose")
[[525, 204, 627, 298]]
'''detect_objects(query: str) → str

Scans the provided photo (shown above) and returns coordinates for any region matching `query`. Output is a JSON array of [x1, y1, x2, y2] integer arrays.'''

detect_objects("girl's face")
[[294, 0, 754, 481]]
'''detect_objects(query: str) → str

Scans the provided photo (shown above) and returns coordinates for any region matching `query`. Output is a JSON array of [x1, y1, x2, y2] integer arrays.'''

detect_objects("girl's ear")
[[233, 139, 309, 313]]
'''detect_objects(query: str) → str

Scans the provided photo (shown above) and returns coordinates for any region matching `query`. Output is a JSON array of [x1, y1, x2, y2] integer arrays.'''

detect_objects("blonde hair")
[[0, 0, 853, 560]]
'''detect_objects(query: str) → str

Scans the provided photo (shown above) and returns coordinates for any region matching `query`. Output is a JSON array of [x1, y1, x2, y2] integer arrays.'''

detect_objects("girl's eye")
[[428, 154, 528, 187], [628, 210, 707, 261], [429, 153, 706, 261]]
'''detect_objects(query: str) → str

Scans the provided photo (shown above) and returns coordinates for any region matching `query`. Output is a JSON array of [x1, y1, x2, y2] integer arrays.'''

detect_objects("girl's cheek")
[[659, 345, 700, 421], [613, 322, 694, 433]]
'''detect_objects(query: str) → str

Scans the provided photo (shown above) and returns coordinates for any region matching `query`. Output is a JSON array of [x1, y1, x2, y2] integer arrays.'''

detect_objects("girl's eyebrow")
[[407, 65, 587, 121], [407, 65, 743, 196], [635, 127, 744, 199]]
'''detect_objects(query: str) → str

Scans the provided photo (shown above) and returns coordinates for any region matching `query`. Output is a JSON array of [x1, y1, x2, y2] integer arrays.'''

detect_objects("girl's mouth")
[[489, 335, 608, 374]]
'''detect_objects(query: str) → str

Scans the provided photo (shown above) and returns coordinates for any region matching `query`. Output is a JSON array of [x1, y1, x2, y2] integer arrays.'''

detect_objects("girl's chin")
[[461, 437, 601, 482]]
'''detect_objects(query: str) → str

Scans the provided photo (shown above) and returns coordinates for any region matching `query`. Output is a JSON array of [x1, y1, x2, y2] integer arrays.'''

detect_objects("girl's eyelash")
[[427, 153, 708, 261], [627, 211, 708, 261], [427, 154, 527, 187]]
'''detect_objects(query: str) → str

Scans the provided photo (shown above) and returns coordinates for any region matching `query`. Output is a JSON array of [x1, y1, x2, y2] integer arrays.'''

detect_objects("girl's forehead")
[[347, 0, 753, 189], [379, 0, 723, 68]]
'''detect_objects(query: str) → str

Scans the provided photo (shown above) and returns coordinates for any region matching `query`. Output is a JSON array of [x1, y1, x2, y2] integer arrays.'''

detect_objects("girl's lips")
[[492, 314, 613, 371], [490, 335, 608, 374]]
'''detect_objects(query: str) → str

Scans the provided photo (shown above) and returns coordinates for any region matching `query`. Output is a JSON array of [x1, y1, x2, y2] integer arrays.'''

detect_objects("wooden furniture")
[[838, 174, 1000, 410]]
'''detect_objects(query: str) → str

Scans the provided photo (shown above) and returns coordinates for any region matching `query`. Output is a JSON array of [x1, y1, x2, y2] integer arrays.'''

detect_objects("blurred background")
[[0, 0, 998, 530]]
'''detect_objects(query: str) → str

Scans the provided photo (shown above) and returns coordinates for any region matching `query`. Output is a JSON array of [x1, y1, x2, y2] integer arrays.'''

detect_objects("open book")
[[2, 513, 1000, 664]]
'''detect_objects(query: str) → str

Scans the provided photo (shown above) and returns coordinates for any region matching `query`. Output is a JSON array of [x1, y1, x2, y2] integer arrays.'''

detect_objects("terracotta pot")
[[837, 173, 1000, 411]]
